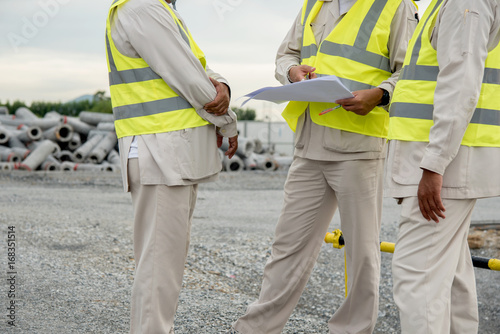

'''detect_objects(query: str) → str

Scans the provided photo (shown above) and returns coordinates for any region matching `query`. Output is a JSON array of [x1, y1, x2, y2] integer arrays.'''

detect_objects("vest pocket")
[[322, 128, 384, 153]]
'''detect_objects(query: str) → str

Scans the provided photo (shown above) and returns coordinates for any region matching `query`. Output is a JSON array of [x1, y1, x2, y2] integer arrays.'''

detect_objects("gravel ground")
[[0, 171, 498, 334]]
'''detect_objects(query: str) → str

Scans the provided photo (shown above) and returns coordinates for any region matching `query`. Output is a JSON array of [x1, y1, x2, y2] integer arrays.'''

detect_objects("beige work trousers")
[[233, 157, 384, 334], [392, 197, 479, 334], [128, 159, 198, 334]]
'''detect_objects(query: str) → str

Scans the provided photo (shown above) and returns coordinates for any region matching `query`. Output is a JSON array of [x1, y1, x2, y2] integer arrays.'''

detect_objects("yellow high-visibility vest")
[[389, 0, 500, 147], [106, 0, 209, 139], [282, 0, 402, 138]]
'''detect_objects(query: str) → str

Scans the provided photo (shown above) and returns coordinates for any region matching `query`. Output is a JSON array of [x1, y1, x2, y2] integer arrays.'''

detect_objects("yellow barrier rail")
[[325, 229, 500, 272]]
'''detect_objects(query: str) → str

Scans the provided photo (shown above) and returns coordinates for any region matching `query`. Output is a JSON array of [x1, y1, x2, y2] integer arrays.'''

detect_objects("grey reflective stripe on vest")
[[393, 0, 500, 127], [390, 102, 500, 126], [405, 0, 444, 68], [397, 0, 443, 81], [106, 34, 117, 73], [107, 17, 194, 120], [106, 6, 192, 87], [106, 34, 162, 86], [109, 67, 162, 86], [400, 64, 438, 81], [302, 0, 391, 72], [175, 20, 190, 46], [397, 0, 499, 84], [353, 0, 388, 50], [301, 0, 319, 60], [301, 44, 318, 60], [303, 0, 317, 22], [482, 68, 500, 84], [113, 96, 193, 121], [320, 41, 391, 73], [401, 65, 500, 84], [112, 0, 120, 5], [398, 0, 444, 81], [317, 73, 374, 91]]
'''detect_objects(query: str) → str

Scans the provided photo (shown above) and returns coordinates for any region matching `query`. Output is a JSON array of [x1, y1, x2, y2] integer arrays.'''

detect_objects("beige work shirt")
[[385, 0, 500, 199], [275, 0, 418, 161], [109, 0, 238, 191]]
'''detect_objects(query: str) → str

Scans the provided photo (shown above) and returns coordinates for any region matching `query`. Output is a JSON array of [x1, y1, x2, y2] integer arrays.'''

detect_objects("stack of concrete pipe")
[[0, 106, 293, 173], [218, 137, 292, 173], [0, 108, 119, 173]]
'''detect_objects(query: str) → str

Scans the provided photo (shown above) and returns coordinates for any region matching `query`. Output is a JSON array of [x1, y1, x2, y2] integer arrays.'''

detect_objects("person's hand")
[[216, 131, 223, 148], [215, 131, 237, 158], [417, 169, 446, 223], [224, 135, 238, 159], [288, 65, 317, 82], [204, 77, 230, 116], [335, 88, 384, 116]]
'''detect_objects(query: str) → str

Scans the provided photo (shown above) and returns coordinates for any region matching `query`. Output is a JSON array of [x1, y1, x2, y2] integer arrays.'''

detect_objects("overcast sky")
[[0, 0, 430, 120]]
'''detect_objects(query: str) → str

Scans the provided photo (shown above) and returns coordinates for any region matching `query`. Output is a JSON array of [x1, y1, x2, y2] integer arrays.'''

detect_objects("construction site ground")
[[0, 171, 498, 334]]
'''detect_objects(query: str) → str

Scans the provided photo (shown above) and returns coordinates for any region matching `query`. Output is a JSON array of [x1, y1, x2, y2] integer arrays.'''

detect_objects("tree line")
[[1, 90, 257, 121], [0, 91, 112, 117]]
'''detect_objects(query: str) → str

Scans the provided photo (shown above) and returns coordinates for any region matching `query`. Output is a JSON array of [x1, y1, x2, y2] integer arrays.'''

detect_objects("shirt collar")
[[339, 0, 357, 16]]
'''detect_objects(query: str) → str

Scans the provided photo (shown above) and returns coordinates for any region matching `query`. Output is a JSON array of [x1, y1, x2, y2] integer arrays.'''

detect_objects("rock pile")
[[468, 228, 500, 251]]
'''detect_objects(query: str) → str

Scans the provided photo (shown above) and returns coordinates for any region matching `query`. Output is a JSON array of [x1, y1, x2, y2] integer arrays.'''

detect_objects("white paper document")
[[240, 75, 354, 106]]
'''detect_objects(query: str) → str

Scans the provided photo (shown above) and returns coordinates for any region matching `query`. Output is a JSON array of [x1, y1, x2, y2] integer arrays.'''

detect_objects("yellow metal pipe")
[[325, 231, 500, 272], [488, 259, 500, 271], [380, 242, 395, 254]]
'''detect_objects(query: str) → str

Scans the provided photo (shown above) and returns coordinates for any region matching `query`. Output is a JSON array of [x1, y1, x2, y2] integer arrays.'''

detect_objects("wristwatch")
[[378, 88, 390, 106], [287, 65, 298, 83]]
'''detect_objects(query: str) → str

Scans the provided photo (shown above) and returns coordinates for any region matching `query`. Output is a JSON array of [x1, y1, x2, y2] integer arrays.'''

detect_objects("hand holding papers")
[[241, 75, 354, 108]]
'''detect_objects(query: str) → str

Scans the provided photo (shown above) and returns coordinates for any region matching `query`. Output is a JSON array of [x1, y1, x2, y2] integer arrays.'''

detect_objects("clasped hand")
[[204, 77, 230, 116], [204, 78, 237, 158]]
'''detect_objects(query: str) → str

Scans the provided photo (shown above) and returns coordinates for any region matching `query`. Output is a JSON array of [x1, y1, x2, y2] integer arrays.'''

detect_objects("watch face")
[[379, 89, 390, 106], [384, 90, 390, 105]]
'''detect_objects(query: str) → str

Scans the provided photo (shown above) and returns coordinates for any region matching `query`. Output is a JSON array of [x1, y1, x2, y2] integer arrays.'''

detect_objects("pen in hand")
[[319, 105, 342, 115]]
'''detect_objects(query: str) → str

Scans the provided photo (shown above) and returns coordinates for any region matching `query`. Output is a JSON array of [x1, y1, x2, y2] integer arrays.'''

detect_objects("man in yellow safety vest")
[[231, 0, 417, 333], [387, 0, 500, 332], [106, 0, 238, 333]]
